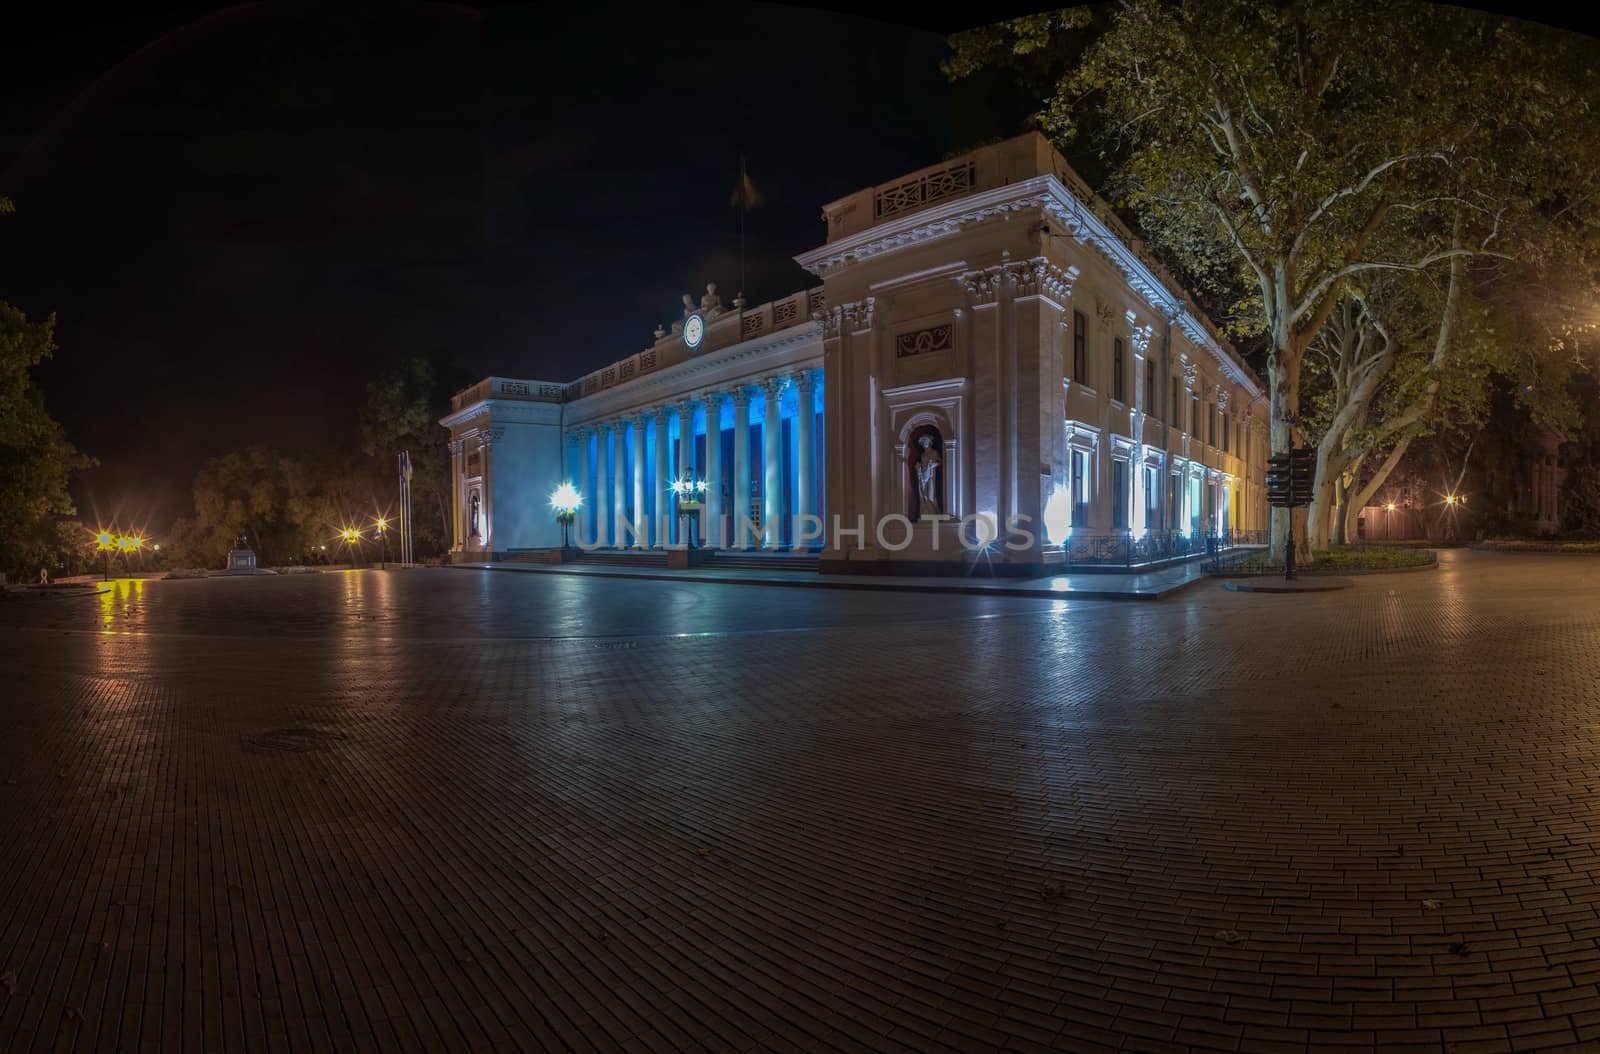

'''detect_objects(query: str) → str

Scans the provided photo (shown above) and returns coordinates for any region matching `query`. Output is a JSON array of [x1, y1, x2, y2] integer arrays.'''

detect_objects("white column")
[[677, 401, 696, 547], [450, 439, 464, 550], [705, 392, 724, 549], [762, 377, 786, 549], [576, 428, 592, 546], [594, 423, 612, 548], [480, 432, 495, 551], [794, 372, 815, 515], [632, 414, 647, 548], [611, 420, 627, 547], [733, 388, 752, 549], [653, 407, 671, 547]]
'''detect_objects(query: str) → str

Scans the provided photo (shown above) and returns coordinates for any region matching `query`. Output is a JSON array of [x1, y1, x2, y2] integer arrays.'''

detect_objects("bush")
[[1208, 544, 1436, 576]]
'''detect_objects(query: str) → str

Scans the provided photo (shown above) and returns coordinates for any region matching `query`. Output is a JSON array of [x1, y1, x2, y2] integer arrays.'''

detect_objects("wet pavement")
[[3, 551, 1600, 1052]]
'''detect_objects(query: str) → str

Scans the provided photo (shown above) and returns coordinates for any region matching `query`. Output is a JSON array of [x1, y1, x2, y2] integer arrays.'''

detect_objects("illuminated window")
[[1145, 359, 1156, 414]]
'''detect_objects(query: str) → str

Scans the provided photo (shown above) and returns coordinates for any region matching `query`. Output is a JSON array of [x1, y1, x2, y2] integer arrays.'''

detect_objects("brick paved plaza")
[[4, 551, 1600, 1052]]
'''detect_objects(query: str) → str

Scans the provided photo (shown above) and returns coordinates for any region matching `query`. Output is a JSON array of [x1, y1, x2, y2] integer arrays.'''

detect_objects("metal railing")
[[1060, 530, 1268, 569]]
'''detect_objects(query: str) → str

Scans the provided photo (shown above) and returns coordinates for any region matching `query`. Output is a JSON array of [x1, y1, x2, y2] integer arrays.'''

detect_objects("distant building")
[[442, 132, 1271, 574]]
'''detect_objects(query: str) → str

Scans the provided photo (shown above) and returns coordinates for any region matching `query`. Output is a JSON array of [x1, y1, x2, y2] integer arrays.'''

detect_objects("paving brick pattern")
[[3, 551, 1600, 1051]]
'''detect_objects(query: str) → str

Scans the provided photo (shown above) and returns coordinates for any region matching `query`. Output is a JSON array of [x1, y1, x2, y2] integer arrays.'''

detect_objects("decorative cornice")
[[795, 172, 1261, 396], [564, 321, 821, 424]]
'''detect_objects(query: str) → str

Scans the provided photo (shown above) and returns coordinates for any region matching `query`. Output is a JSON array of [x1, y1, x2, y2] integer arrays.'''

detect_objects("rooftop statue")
[[701, 283, 723, 318], [682, 294, 697, 318]]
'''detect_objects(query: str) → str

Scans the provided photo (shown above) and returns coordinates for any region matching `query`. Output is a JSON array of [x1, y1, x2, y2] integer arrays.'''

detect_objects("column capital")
[[632, 412, 651, 429], [564, 431, 580, 447], [595, 420, 613, 436], [793, 369, 815, 393], [676, 399, 698, 416], [732, 387, 754, 408], [654, 405, 673, 424], [762, 375, 789, 397]]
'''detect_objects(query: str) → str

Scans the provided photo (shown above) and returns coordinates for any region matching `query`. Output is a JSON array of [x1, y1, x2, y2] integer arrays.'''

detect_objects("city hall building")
[[442, 132, 1269, 575]]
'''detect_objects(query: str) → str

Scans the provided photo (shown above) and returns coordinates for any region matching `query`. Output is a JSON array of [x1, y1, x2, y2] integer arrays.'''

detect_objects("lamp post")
[[373, 517, 389, 569], [550, 482, 581, 550], [340, 526, 364, 567], [95, 530, 116, 581], [670, 476, 708, 547]]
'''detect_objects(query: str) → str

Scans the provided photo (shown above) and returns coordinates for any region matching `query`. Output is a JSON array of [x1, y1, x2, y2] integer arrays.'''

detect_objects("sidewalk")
[[448, 556, 1216, 600]]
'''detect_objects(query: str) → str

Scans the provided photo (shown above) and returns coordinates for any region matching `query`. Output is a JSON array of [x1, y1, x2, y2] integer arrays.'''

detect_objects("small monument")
[[220, 534, 275, 575]]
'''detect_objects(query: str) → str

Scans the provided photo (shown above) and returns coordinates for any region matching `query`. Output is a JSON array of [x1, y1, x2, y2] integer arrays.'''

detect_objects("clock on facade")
[[684, 313, 705, 349]]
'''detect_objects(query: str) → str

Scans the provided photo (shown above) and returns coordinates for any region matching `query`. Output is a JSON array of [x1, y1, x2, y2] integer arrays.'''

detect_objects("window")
[[1072, 449, 1090, 526], [1072, 312, 1088, 384], [1112, 338, 1126, 403], [1146, 359, 1156, 414], [1144, 465, 1160, 524], [1222, 415, 1230, 453], [1172, 379, 1181, 427], [1208, 405, 1216, 447], [1191, 394, 1200, 434], [1112, 460, 1129, 529]]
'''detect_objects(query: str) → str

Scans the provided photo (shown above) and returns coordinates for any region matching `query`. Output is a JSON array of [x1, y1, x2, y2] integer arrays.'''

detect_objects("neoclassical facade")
[[443, 132, 1270, 575]]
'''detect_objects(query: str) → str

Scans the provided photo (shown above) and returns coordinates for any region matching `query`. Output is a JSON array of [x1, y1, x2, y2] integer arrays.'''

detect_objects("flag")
[[729, 155, 762, 210]]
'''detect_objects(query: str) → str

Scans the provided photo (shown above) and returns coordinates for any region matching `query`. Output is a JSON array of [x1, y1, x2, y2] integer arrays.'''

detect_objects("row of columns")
[[568, 369, 819, 549]]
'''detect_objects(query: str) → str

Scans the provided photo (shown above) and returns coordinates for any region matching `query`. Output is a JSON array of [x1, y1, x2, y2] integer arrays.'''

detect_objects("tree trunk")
[[1267, 348, 1303, 561], [1347, 435, 1414, 539]]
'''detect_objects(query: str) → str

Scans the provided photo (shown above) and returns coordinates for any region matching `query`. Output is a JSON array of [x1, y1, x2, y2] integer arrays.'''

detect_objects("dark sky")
[[0, 1, 1038, 529], [3, 1, 1592, 530]]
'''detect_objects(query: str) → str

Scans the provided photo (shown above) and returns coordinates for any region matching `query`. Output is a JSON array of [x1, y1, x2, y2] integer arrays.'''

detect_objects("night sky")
[[3, 1, 1586, 530]]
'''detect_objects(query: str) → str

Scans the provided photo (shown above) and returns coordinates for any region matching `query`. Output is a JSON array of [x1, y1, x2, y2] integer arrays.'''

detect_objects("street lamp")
[[550, 483, 582, 549], [95, 529, 116, 581], [669, 475, 708, 547], [339, 526, 364, 567], [373, 516, 389, 569]]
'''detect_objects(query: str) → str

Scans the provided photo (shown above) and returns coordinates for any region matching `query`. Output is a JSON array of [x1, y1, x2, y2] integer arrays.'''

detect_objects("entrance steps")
[[501, 548, 819, 573], [573, 549, 669, 568], [704, 550, 820, 573]]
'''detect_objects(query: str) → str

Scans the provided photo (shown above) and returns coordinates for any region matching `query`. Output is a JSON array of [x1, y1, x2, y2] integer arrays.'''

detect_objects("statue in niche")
[[910, 430, 944, 519], [469, 491, 481, 540]]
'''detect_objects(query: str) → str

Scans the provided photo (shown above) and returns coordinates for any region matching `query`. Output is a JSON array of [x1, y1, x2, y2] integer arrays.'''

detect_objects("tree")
[[359, 353, 466, 558], [0, 197, 94, 580], [191, 446, 331, 567], [947, 0, 1598, 559]]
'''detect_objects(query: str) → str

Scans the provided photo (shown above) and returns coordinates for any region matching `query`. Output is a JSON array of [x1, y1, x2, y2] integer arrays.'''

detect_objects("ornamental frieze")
[[894, 323, 954, 359]]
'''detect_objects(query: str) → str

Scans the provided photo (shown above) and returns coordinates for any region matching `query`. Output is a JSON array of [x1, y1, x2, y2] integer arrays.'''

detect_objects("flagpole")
[[738, 153, 747, 308]]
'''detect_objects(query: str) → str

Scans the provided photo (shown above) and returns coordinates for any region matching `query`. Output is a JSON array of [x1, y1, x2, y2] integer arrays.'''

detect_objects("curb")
[[447, 561, 1207, 602], [1469, 546, 1600, 556], [1223, 577, 1354, 593]]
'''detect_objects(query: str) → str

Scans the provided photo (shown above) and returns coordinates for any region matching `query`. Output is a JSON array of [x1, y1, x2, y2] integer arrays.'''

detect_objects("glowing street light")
[[1444, 494, 1458, 506], [550, 482, 582, 549], [372, 516, 390, 569], [669, 476, 707, 547]]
